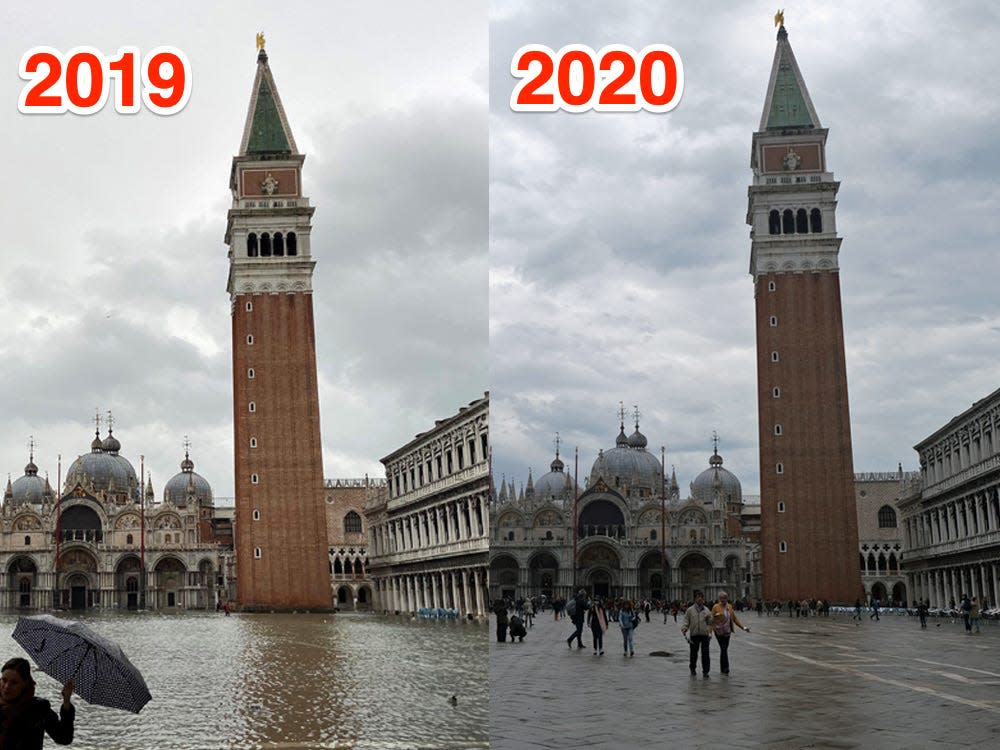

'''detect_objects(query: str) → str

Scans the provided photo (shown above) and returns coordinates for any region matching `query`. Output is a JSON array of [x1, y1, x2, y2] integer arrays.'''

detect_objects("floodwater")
[[0, 611, 487, 750]]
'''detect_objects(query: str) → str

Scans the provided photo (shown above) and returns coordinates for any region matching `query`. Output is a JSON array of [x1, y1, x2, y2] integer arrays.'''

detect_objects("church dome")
[[533, 454, 576, 501], [627, 428, 647, 449], [65, 431, 139, 498], [101, 431, 122, 454], [690, 448, 742, 504], [9, 456, 51, 507], [164, 452, 213, 507], [590, 419, 663, 495]]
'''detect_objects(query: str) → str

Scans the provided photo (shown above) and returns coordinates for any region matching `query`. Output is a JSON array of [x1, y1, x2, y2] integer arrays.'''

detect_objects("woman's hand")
[[62, 679, 73, 707]]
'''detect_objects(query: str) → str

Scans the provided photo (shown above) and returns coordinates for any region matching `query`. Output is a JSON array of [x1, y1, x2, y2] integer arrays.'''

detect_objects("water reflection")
[[0, 612, 487, 749]]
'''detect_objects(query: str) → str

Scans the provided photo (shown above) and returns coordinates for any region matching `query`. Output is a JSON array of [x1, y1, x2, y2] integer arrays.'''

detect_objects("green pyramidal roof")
[[761, 28, 821, 131], [247, 77, 291, 154]]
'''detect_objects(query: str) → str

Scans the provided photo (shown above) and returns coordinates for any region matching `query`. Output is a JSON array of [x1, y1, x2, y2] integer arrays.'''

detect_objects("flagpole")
[[140, 454, 147, 610], [660, 446, 666, 602], [573, 447, 579, 595], [55, 453, 62, 609]]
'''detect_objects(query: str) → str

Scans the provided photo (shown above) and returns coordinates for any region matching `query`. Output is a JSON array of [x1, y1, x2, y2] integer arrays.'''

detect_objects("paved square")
[[490, 610, 1000, 748]]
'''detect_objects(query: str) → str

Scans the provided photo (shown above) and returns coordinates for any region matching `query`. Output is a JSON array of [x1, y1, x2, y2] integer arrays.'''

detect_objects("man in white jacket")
[[681, 590, 715, 677]]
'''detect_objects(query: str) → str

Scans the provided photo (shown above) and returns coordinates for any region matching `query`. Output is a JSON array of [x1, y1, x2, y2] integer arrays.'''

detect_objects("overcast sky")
[[490, 1, 1000, 497], [0, 1, 487, 500]]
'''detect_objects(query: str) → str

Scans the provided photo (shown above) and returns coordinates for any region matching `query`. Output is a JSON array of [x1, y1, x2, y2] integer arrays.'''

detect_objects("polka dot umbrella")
[[12, 614, 151, 714]]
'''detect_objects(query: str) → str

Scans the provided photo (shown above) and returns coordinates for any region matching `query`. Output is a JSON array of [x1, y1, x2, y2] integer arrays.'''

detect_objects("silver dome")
[[690, 449, 742, 504], [533, 455, 576, 500], [64, 431, 139, 498], [9, 458, 52, 506], [590, 444, 663, 493], [164, 452, 213, 507]]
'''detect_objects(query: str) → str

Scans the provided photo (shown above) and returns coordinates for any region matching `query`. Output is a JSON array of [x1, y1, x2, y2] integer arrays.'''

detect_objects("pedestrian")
[[588, 598, 608, 655], [711, 591, 750, 675], [493, 599, 509, 643], [0, 657, 75, 749], [917, 599, 929, 629], [960, 594, 972, 633], [523, 598, 534, 628], [618, 599, 638, 657], [852, 598, 863, 622], [566, 589, 588, 649], [755, 599, 763, 617], [869, 598, 880, 621], [681, 590, 715, 677], [509, 614, 527, 642], [643, 600, 651, 623], [970, 597, 981, 634]]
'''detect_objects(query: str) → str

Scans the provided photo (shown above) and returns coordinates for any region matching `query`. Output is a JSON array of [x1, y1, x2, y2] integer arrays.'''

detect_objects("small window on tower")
[[810, 208, 822, 233], [260, 233, 272, 257], [254, 547, 262, 559], [245, 301, 253, 312], [768, 280, 776, 292], [273, 232, 285, 257], [248, 402, 256, 413], [251, 473, 259, 484], [771, 351, 779, 362], [287, 232, 298, 256], [778, 501, 786, 513], [776, 463, 784, 474], [768, 210, 781, 235], [253, 509, 260, 521], [247, 335, 254, 345], [247, 368, 255, 379], [782, 209, 794, 234], [247, 233, 258, 257], [773, 387, 780, 398], [770, 316, 778, 327], [796, 208, 808, 233], [779, 541, 787, 553], [250, 437, 257, 448], [775, 424, 782, 436]]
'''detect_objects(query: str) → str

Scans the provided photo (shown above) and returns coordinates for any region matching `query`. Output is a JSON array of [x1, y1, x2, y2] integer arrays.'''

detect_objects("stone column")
[[991, 562, 999, 609], [463, 568, 474, 615], [451, 571, 460, 613], [453, 503, 464, 542], [430, 572, 439, 609], [474, 568, 484, 616]]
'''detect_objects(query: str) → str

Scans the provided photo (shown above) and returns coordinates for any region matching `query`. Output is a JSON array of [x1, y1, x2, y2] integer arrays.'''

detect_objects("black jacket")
[[0, 698, 74, 750]]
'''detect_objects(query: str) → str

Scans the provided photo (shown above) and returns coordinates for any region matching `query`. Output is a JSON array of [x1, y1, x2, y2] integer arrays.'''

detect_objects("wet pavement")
[[489, 609, 1000, 748]]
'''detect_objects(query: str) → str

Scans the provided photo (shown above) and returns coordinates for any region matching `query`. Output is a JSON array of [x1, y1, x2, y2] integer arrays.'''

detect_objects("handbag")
[[631, 613, 640, 628]]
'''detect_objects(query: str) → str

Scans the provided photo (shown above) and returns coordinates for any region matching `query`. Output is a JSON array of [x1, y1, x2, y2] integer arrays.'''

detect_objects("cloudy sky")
[[0, 1, 487, 500], [490, 1, 1000, 497]]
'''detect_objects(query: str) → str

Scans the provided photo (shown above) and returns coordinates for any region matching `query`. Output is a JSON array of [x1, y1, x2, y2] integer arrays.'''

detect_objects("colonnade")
[[906, 487, 1000, 548], [372, 566, 488, 616], [370, 495, 486, 557], [908, 562, 1000, 609]]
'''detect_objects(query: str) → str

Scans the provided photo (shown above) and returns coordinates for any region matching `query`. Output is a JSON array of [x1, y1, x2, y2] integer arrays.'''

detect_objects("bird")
[[448, 695, 457, 706]]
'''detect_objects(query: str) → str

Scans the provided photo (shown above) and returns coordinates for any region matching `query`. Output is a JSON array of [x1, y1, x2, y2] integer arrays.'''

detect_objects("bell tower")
[[747, 22, 862, 603], [225, 40, 332, 611]]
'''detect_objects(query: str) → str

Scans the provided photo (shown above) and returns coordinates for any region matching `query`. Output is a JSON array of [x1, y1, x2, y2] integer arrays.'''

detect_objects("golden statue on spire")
[[256, 31, 266, 51], [774, 9, 785, 27]]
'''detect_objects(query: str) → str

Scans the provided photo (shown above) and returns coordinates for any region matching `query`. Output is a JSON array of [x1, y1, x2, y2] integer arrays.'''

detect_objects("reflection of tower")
[[747, 24, 861, 602], [225, 43, 331, 610]]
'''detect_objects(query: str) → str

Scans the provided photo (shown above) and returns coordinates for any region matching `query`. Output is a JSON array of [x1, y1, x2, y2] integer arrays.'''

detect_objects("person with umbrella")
[[0, 657, 74, 749]]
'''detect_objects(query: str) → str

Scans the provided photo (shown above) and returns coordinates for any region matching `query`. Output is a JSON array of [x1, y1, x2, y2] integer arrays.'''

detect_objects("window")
[[250, 437, 257, 448], [247, 334, 254, 345], [778, 501, 786, 513], [877, 505, 897, 528], [545, 530, 553, 540], [776, 463, 784, 474], [796, 208, 808, 233], [245, 300, 253, 312], [768, 280, 776, 292], [273, 232, 285, 256], [287, 232, 298, 256], [126, 533, 133, 544], [247, 368, 255, 379], [469, 439, 477, 464], [775, 424, 782, 436], [771, 351, 779, 362], [23, 535, 30, 546], [768, 210, 781, 235], [248, 402, 256, 412], [770, 316, 777, 327], [247, 233, 258, 257], [253, 509, 260, 521], [779, 541, 787, 553], [251, 473, 259, 484], [810, 208, 822, 233], [457, 446, 465, 470], [254, 547, 262, 559], [782, 209, 794, 234], [650, 529, 657, 541], [344, 511, 362, 534], [260, 233, 272, 257], [507, 531, 515, 541], [773, 387, 780, 398]]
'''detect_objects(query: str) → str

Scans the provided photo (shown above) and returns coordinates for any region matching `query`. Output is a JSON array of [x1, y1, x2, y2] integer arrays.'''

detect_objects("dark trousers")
[[568, 619, 584, 646], [591, 627, 603, 651], [715, 633, 731, 673], [496, 623, 507, 643], [689, 635, 710, 674]]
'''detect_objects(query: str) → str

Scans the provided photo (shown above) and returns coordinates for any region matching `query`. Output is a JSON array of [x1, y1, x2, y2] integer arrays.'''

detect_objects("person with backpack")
[[565, 589, 589, 649]]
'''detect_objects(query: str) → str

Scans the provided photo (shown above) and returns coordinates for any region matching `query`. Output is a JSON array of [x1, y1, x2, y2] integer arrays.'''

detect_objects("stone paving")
[[489, 608, 1000, 749]]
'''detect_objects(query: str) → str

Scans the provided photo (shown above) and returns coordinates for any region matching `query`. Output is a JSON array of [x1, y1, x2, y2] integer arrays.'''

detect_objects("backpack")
[[565, 598, 577, 618]]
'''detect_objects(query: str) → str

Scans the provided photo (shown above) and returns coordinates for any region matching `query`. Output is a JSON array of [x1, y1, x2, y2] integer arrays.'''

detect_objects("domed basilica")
[[1, 419, 233, 611], [490, 410, 760, 603]]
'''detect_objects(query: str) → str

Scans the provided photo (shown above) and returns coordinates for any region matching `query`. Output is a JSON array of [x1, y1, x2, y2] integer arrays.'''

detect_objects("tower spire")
[[759, 20, 821, 131], [238, 39, 297, 158]]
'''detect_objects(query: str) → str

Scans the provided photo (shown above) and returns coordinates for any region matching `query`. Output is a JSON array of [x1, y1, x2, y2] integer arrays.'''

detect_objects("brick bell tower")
[[225, 40, 332, 611], [747, 22, 862, 604]]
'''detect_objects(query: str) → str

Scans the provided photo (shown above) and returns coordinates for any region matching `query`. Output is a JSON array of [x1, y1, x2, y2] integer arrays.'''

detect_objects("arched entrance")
[[578, 542, 621, 599], [115, 555, 143, 610], [154, 557, 186, 610], [357, 585, 372, 610], [891, 582, 907, 607], [60, 504, 104, 544], [7, 558, 37, 609], [59, 548, 98, 609], [638, 551, 667, 600], [579, 499, 626, 540], [678, 552, 713, 599], [870, 581, 888, 604], [336, 585, 352, 608], [528, 552, 559, 598], [489, 555, 520, 601]]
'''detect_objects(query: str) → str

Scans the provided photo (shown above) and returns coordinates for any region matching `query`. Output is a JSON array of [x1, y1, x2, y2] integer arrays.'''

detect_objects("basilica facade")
[[1, 426, 232, 612], [490, 416, 758, 604]]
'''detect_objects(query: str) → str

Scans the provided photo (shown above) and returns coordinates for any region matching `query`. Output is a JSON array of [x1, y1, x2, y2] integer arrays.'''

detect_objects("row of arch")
[[332, 557, 365, 576], [862, 551, 901, 575], [247, 231, 298, 257], [768, 208, 822, 235]]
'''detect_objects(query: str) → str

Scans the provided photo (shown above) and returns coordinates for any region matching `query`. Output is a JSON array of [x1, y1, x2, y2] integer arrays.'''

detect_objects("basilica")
[[489, 412, 759, 604], [1, 423, 232, 611]]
